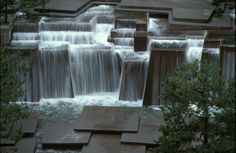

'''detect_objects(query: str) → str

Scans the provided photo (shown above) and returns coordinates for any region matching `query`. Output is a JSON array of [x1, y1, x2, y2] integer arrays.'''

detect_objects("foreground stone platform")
[[21, 113, 38, 136], [81, 134, 146, 153], [16, 138, 37, 153], [32, 0, 233, 29], [41, 123, 91, 148], [121, 118, 164, 145], [35, 0, 90, 13], [75, 106, 140, 132]]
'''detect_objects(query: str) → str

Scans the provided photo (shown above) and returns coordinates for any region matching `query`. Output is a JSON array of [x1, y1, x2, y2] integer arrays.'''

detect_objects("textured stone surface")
[[21, 113, 38, 136], [172, 8, 214, 23], [121, 118, 164, 145], [16, 138, 37, 153], [121, 0, 213, 10], [134, 31, 147, 51], [75, 106, 140, 132], [35, 0, 90, 13], [81, 134, 146, 153], [41, 123, 91, 148], [143, 49, 185, 105], [0, 139, 15, 146]]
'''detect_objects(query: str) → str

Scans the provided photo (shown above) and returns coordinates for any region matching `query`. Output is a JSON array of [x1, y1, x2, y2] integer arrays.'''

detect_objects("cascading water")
[[119, 53, 149, 101], [38, 47, 73, 99], [69, 45, 120, 95], [186, 38, 205, 63], [11, 5, 123, 101], [95, 23, 114, 45], [114, 28, 136, 37], [148, 18, 161, 36], [114, 38, 134, 46]]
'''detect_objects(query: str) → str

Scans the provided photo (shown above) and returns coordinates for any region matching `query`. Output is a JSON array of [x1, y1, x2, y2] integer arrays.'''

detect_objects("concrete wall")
[[0, 23, 13, 45], [220, 45, 235, 82], [143, 48, 185, 106]]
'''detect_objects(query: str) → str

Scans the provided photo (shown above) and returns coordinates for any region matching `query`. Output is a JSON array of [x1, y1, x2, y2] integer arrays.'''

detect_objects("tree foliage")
[[0, 0, 16, 23], [151, 62, 235, 153], [0, 47, 27, 103]]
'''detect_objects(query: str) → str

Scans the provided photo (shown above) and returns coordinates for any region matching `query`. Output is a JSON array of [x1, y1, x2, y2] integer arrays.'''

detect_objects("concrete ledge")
[[21, 113, 38, 136], [81, 134, 146, 153], [172, 8, 214, 23], [143, 48, 185, 105], [0, 139, 15, 146], [220, 45, 235, 82], [121, 118, 164, 146], [204, 39, 223, 48], [134, 31, 147, 51], [16, 138, 37, 153]]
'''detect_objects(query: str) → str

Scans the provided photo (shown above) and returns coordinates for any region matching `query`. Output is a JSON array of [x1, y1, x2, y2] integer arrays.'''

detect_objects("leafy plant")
[[151, 62, 235, 153], [0, 47, 28, 103], [153, 42, 186, 49], [0, 47, 30, 140], [0, 0, 16, 23]]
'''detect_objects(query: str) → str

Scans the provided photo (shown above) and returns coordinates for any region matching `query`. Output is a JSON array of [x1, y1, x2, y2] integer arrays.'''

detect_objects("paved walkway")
[[35, 0, 90, 13], [32, 0, 233, 29]]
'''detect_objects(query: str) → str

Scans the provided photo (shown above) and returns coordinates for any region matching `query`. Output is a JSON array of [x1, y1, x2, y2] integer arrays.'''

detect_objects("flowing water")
[[10, 4, 227, 153]]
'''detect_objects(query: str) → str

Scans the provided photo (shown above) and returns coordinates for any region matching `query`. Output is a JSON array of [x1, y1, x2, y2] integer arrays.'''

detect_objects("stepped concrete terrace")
[[32, 0, 233, 29]]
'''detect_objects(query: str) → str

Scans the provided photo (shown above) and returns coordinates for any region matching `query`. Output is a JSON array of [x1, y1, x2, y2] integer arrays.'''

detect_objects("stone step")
[[16, 138, 37, 153], [21, 113, 38, 136], [41, 123, 91, 148], [75, 106, 140, 133], [81, 134, 146, 153], [121, 118, 164, 146]]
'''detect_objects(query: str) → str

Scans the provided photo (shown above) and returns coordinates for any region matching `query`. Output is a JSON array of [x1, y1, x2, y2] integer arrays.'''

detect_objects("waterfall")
[[95, 23, 114, 45], [114, 38, 134, 46], [69, 45, 120, 95], [148, 18, 161, 36], [201, 48, 220, 64], [40, 31, 95, 44], [114, 28, 135, 37], [186, 38, 205, 63], [13, 32, 39, 40], [96, 15, 115, 24], [119, 53, 149, 101], [220, 46, 235, 82], [39, 20, 92, 31], [13, 22, 38, 32], [38, 48, 72, 99]]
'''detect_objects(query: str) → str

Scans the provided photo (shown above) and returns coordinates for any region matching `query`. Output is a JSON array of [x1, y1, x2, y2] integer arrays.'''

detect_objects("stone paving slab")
[[0, 146, 17, 153], [121, 0, 214, 23], [0, 122, 21, 147], [75, 106, 140, 132], [16, 138, 37, 153], [35, 0, 91, 13], [21, 113, 38, 136], [121, 0, 213, 10], [81, 134, 146, 153], [0, 139, 15, 146], [168, 8, 232, 30], [121, 118, 164, 145], [41, 123, 91, 148], [172, 8, 214, 23]]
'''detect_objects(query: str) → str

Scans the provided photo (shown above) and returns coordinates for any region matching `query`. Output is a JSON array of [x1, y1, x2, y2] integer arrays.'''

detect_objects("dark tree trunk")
[[4, 5, 8, 23], [43, 0, 45, 12], [203, 116, 209, 145]]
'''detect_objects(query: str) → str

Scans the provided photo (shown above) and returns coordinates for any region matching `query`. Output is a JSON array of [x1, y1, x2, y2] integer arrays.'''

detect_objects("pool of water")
[[16, 92, 162, 153]]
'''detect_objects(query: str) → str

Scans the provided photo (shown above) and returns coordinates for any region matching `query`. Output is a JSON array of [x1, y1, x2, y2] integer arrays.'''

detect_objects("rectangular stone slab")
[[75, 106, 140, 132], [41, 123, 91, 148], [81, 134, 146, 153], [21, 113, 38, 136], [121, 118, 164, 145], [0, 139, 15, 146], [16, 138, 36, 153]]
